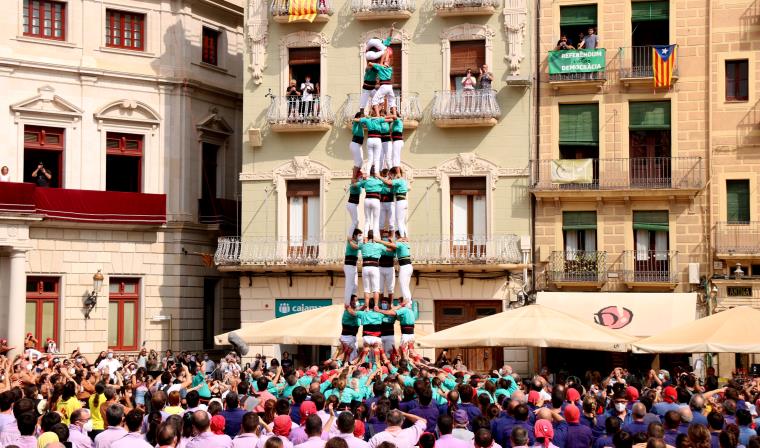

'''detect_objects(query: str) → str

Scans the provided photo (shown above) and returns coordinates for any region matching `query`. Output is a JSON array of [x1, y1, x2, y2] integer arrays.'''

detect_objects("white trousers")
[[381, 335, 395, 355], [360, 88, 377, 110], [346, 202, 359, 237], [364, 197, 381, 234], [379, 266, 396, 297], [379, 201, 395, 232], [392, 139, 403, 168], [395, 199, 408, 237], [349, 141, 363, 168], [365, 39, 387, 61], [372, 84, 396, 107], [362, 265, 380, 293], [382, 139, 393, 170], [343, 264, 358, 305], [339, 335, 358, 361], [398, 263, 413, 303], [365, 138, 382, 174]]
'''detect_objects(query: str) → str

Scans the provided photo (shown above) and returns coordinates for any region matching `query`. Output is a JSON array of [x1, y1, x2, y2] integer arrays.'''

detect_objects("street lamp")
[[83, 270, 104, 319]]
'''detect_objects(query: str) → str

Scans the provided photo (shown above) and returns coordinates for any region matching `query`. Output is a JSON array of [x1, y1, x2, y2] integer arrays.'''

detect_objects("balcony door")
[[631, 1, 670, 75], [23, 126, 64, 188], [450, 177, 486, 259], [26, 277, 60, 350], [288, 47, 321, 122], [562, 211, 598, 281], [629, 101, 671, 188], [559, 4, 597, 49], [434, 301, 503, 372], [287, 180, 320, 259], [633, 211, 669, 281]]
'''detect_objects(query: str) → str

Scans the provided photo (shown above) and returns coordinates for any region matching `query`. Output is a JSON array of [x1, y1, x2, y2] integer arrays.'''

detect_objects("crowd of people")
[[1, 344, 759, 448]]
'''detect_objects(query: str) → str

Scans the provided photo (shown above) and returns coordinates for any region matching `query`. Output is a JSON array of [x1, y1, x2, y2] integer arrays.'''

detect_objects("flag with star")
[[652, 45, 676, 88]]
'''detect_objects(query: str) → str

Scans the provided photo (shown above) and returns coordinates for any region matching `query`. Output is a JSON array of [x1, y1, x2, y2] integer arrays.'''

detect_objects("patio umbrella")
[[633, 306, 760, 353], [416, 304, 635, 352]]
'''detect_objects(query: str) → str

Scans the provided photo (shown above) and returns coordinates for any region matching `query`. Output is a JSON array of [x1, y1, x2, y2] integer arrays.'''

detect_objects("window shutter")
[[633, 210, 669, 231], [631, 1, 669, 22], [288, 47, 321, 66], [450, 176, 487, 194], [629, 101, 671, 130], [559, 5, 598, 26], [559, 104, 599, 146], [727, 180, 750, 223], [286, 180, 320, 197], [562, 211, 597, 230], [449, 41, 485, 75], [389, 43, 402, 88]]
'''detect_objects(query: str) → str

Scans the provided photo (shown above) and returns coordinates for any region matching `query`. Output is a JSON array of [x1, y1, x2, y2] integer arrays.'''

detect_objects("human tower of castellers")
[[339, 28, 418, 366]]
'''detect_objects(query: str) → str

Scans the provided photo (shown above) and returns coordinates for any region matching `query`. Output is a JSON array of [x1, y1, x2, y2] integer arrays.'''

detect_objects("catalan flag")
[[652, 45, 676, 88], [288, 0, 319, 22]]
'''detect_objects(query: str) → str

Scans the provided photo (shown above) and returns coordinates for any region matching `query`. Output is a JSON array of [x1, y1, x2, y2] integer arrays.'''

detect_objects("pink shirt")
[[436, 434, 471, 448], [295, 436, 327, 448], [68, 424, 95, 448], [368, 420, 426, 448], [187, 431, 234, 448], [95, 426, 129, 448], [258, 434, 295, 448], [233, 433, 261, 448], [111, 431, 153, 448], [335, 433, 370, 448], [9, 434, 38, 448]]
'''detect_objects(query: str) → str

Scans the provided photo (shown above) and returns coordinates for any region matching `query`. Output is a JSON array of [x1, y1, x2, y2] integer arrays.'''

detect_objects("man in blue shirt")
[[622, 403, 649, 437], [409, 382, 439, 433]]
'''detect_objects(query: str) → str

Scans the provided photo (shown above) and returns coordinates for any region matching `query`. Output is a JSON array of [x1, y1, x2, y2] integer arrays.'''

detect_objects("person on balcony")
[[32, 162, 52, 187], [579, 28, 598, 50], [300, 75, 317, 120], [349, 113, 365, 178], [461, 69, 477, 113], [379, 171, 395, 235], [478, 65, 494, 89], [554, 35, 575, 51], [0, 166, 9, 182], [344, 229, 362, 307], [286, 80, 302, 119]]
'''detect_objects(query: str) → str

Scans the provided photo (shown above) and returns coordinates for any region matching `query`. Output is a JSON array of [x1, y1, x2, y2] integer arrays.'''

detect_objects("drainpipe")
[[530, 0, 540, 297], [705, 0, 714, 369]]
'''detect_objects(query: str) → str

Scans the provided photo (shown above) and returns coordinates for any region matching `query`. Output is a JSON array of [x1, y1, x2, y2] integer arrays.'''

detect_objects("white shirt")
[[295, 436, 326, 448], [368, 420, 426, 448], [111, 432, 153, 448], [0, 173, 10, 182], [301, 82, 315, 101], [96, 358, 122, 380]]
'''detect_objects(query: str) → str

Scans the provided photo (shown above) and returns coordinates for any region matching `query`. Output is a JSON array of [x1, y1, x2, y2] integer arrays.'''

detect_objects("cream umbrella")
[[633, 306, 760, 353], [216, 304, 427, 347], [417, 304, 635, 352]]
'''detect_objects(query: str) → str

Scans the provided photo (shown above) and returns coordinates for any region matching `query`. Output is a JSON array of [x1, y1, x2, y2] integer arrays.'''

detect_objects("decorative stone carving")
[[503, 0, 527, 76], [247, 0, 268, 85], [10, 86, 83, 124], [280, 31, 329, 93], [197, 107, 234, 141], [93, 100, 161, 131], [272, 156, 333, 186], [436, 153, 501, 189], [440, 24, 495, 89]]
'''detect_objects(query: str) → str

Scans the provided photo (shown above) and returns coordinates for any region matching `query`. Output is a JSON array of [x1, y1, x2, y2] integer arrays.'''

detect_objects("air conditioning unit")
[[688, 263, 700, 285]]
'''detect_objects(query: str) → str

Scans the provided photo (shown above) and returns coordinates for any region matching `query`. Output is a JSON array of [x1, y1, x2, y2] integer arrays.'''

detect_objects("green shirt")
[[392, 178, 408, 194], [192, 373, 212, 398], [346, 242, 359, 257], [356, 310, 384, 326], [392, 118, 403, 134], [360, 177, 384, 194], [360, 117, 386, 134], [343, 310, 360, 326], [363, 67, 378, 83], [352, 121, 365, 138], [381, 182, 392, 196], [349, 183, 362, 195], [378, 119, 390, 135], [372, 63, 393, 81], [359, 241, 384, 259], [396, 306, 415, 326], [395, 241, 410, 258]]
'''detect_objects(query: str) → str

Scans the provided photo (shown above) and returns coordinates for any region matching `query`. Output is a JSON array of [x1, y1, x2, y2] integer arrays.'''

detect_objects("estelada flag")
[[288, 0, 319, 22], [652, 45, 676, 88]]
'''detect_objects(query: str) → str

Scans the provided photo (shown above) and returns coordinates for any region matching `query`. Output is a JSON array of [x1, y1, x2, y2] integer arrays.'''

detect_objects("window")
[[288, 47, 321, 91], [725, 60, 749, 102], [202, 27, 220, 66], [105, 9, 145, 51], [633, 210, 669, 278], [24, 125, 64, 188], [108, 278, 139, 350], [450, 176, 486, 256], [449, 41, 485, 90], [631, 1, 669, 47], [559, 5, 597, 49], [23, 0, 65, 40], [629, 101, 672, 188], [201, 143, 219, 200], [287, 180, 320, 257], [106, 132, 143, 193], [25, 277, 59, 350], [727, 180, 750, 223], [563, 211, 597, 255]]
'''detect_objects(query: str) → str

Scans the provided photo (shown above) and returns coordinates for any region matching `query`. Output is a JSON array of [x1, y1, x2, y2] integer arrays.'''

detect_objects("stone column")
[[7, 249, 27, 358]]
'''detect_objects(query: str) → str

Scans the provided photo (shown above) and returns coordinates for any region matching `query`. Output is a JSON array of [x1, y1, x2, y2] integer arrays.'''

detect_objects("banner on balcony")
[[551, 159, 594, 184], [288, 0, 319, 22], [275, 298, 332, 318], [548, 49, 606, 74]]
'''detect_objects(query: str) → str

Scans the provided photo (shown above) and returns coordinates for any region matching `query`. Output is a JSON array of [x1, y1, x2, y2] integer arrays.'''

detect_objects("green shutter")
[[629, 101, 671, 130], [633, 211, 669, 231], [727, 180, 750, 223], [563, 211, 598, 230], [631, 1, 669, 22], [559, 104, 599, 146], [560, 5, 598, 26]]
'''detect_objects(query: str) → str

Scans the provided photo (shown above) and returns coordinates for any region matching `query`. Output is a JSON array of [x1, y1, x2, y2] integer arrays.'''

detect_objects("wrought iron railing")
[[548, 251, 607, 283], [529, 157, 704, 191], [342, 92, 422, 124], [432, 89, 500, 120], [622, 250, 679, 284], [715, 222, 760, 254], [267, 95, 335, 126], [351, 0, 415, 13], [215, 235, 523, 266], [271, 0, 334, 17], [433, 0, 498, 9], [619, 45, 679, 79]]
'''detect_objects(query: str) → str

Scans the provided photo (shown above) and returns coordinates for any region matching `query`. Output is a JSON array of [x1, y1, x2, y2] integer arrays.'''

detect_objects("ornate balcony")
[[548, 251, 608, 289], [529, 157, 704, 200], [547, 49, 607, 92], [433, 0, 498, 16], [342, 92, 422, 129], [715, 222, 760, 258], [619, 45, 679, 88], [622, 250, 679, 289], [432, 89, 500, 128], [270, 0, 334, 23], [214, 234, 526, 272], [267, 95, 335, 132], [351, 0, 415, 20]]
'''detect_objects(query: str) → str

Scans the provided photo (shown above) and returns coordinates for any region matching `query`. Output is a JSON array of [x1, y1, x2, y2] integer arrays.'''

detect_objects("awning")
[[634, 306, 760, 353], [416, 304, 635, 352], [537, 292, 697, 337]]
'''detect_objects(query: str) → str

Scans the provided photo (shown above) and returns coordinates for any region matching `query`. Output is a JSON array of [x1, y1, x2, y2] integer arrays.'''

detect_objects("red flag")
[[652, 45, 676, 88]]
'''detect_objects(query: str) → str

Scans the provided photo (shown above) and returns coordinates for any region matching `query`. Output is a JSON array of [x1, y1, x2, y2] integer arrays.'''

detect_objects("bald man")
[[622, 403, 648, 437]]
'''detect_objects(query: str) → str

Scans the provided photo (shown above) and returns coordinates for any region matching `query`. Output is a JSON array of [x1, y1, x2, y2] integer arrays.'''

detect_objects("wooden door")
[[434, 300, 504, 372], [629, 131, 671, 188]]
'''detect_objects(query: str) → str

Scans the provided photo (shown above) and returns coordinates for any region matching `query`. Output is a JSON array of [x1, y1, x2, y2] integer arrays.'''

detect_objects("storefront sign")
[[275, 298, 332, 318], [548, 49, 606, 74]]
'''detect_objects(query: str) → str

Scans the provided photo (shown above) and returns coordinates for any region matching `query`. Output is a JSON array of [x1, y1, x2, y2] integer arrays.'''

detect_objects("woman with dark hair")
[[131, 367, 150, 408], [145, 410, 164, 446], [687, 425, 712, 448], [55, 381, 81, 424]]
